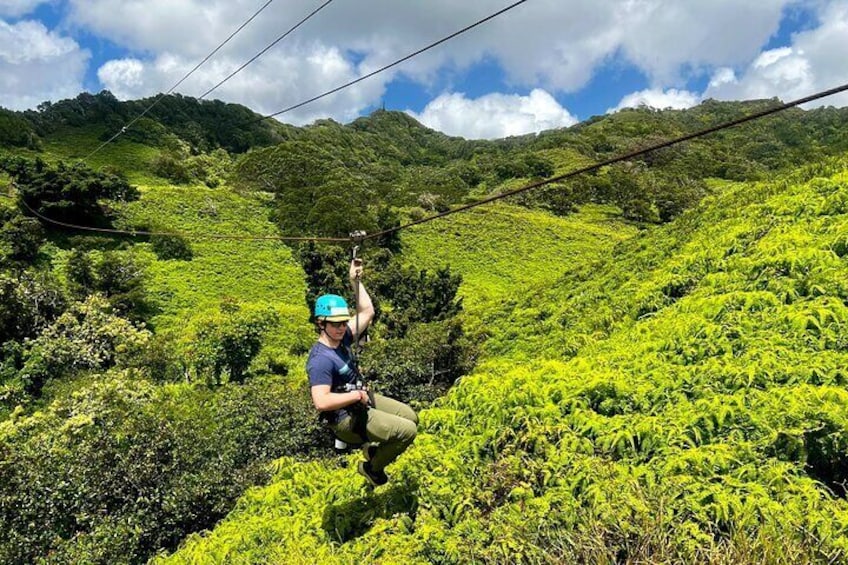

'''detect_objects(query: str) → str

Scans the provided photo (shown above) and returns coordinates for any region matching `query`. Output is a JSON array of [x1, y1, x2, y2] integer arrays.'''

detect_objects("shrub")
[[2, 157, 139, 225], [93, 251, 152, 321], [152, 152, 191, 184], [184, 304, 279, 385], [0, 109, 37, 148], [65, 247, 96, 298], [0, 270, 65, 344], [0, 374, 326, 564], [151, 234, 193, 261], [362, 318, 475, 403], [18, 294, 150, 395], [374, 264, 463, 338], [0, 215, 44, 263]]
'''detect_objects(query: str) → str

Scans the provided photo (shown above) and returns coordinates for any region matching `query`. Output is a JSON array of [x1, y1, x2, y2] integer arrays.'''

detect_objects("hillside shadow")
[[322, 479, 419, 544]]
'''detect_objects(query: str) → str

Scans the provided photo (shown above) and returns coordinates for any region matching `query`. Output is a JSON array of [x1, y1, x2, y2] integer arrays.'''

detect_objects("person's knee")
[[398, 420, 417, 443]]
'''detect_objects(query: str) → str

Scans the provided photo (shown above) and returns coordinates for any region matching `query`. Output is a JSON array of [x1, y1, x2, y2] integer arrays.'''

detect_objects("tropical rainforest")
[[0, 90, 847, 563]]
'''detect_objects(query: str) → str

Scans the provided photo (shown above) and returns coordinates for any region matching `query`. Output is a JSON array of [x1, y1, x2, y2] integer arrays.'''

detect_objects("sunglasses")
[[325, 320, 348, 328]]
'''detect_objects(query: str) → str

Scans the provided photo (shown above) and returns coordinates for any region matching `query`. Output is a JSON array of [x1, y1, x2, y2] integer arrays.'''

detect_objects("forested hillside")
[[160, 155, 848, 565], [0, 92, 847, 563]]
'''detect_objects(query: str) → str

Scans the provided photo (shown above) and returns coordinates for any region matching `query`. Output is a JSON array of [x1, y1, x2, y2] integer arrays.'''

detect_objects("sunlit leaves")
[[150, 151, 848, 563]]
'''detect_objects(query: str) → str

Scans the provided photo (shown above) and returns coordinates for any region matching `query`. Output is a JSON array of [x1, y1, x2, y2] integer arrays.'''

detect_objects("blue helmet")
[[314, 294, 351, 321]]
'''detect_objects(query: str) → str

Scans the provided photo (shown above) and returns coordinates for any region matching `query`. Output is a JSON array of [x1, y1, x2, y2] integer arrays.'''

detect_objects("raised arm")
[[348, 258, 374, 338]]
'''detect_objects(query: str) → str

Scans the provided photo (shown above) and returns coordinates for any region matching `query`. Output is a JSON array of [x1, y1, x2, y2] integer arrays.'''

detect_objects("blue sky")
[[2, 0, 847, 139]]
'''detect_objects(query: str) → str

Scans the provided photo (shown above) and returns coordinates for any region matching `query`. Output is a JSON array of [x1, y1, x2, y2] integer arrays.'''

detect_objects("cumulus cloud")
[[618, 0, 793, 84], [704, 48, 815, 102], [62, 0, 800, 123], [97, 58, 145, 99], [408, 89, 577, 139], [609, 88, 701, 113], [95, 43, 386, 125], [0, 19, 88, 110], [10, 1, 848, 122], [0, 0, 50, 18], [704, 1, 848, 107]]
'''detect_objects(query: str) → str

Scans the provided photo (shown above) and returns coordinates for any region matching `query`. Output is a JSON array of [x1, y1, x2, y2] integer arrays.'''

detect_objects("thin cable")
[[253, 0, 530, 123], [363, 81, 848, 242], [198, 0, 335, 101], [16, 82, 848, 244], [82, 0, 275, 162], [15, 193, 347, 242]]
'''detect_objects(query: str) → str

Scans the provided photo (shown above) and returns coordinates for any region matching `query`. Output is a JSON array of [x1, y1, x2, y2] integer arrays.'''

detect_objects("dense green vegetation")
[[1, 91, 847, 563], [159, 154, 848, 565], [23, 91, 291, 153]]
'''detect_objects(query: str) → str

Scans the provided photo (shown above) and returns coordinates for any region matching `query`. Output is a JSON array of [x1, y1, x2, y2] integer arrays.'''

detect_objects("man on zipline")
[[307, 258, 418, 487]]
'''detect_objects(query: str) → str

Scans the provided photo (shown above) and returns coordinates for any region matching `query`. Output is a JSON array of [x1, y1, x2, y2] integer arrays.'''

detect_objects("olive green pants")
[[332, 393, 418, 472]]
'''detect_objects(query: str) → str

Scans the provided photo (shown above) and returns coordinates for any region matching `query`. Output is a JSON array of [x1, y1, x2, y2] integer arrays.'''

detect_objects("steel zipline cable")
[[361, 81, 848, 243], [251, 0, 530, 123], [10, 81, 848, 244], [197, 0, 335, 101], [13, 191, 348, 243], [83, 0, 276, 163], [16, 0, 533, 242], [16, 80, 848, 244]]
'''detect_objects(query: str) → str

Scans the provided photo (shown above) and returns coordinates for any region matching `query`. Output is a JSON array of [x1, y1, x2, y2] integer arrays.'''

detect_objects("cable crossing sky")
[[16, 0, 848, 246], [197, 0, 335, 101], [252, 0, 531, 124], [82, 0, 287, 162]]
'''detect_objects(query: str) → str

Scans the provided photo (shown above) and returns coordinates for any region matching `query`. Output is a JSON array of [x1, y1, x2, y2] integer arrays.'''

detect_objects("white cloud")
[[708, 67, 737, 90], [97, 58, 145, 99], [618, 0, 793, 84], [704, 1, 848, 107], [61, 0, 800, 124], [0, 0, 50, 18], [0, 19, 88, 111], [7, 0, 847, 123], [408, 89, 577, 139], [609, 88, 701, 113], [95, 43, 386, 126]]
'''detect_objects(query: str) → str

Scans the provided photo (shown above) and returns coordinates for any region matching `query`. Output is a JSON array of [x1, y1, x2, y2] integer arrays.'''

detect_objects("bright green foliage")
[[150, 233, 193, 261], [161, 158, 848, 564], [372, 263, 463, 338], [153, 142, 232, 187], [362, 318, 473, 404], [115, 183, 314, 385], [32, 125, 165, 186], [6, 92, 848, 563], [21, 91, 288, 153], [0, 269, 65, 344], [116, 184, 308, 333], [0, 213, 44, 264], [402, 203, 634, 320], [62, 248, 152, 323], [0, 372, 325, 564], [0, 109, 37, 149], [17, 294, 150, 394], [183, 303, 278, 385]]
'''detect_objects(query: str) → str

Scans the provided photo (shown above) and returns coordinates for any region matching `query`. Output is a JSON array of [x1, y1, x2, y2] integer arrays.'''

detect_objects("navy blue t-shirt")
[[306, 329, 359, 421]]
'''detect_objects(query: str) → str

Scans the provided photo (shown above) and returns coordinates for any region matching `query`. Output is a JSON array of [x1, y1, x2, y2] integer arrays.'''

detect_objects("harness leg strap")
[[352, 408, 369, 444]]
